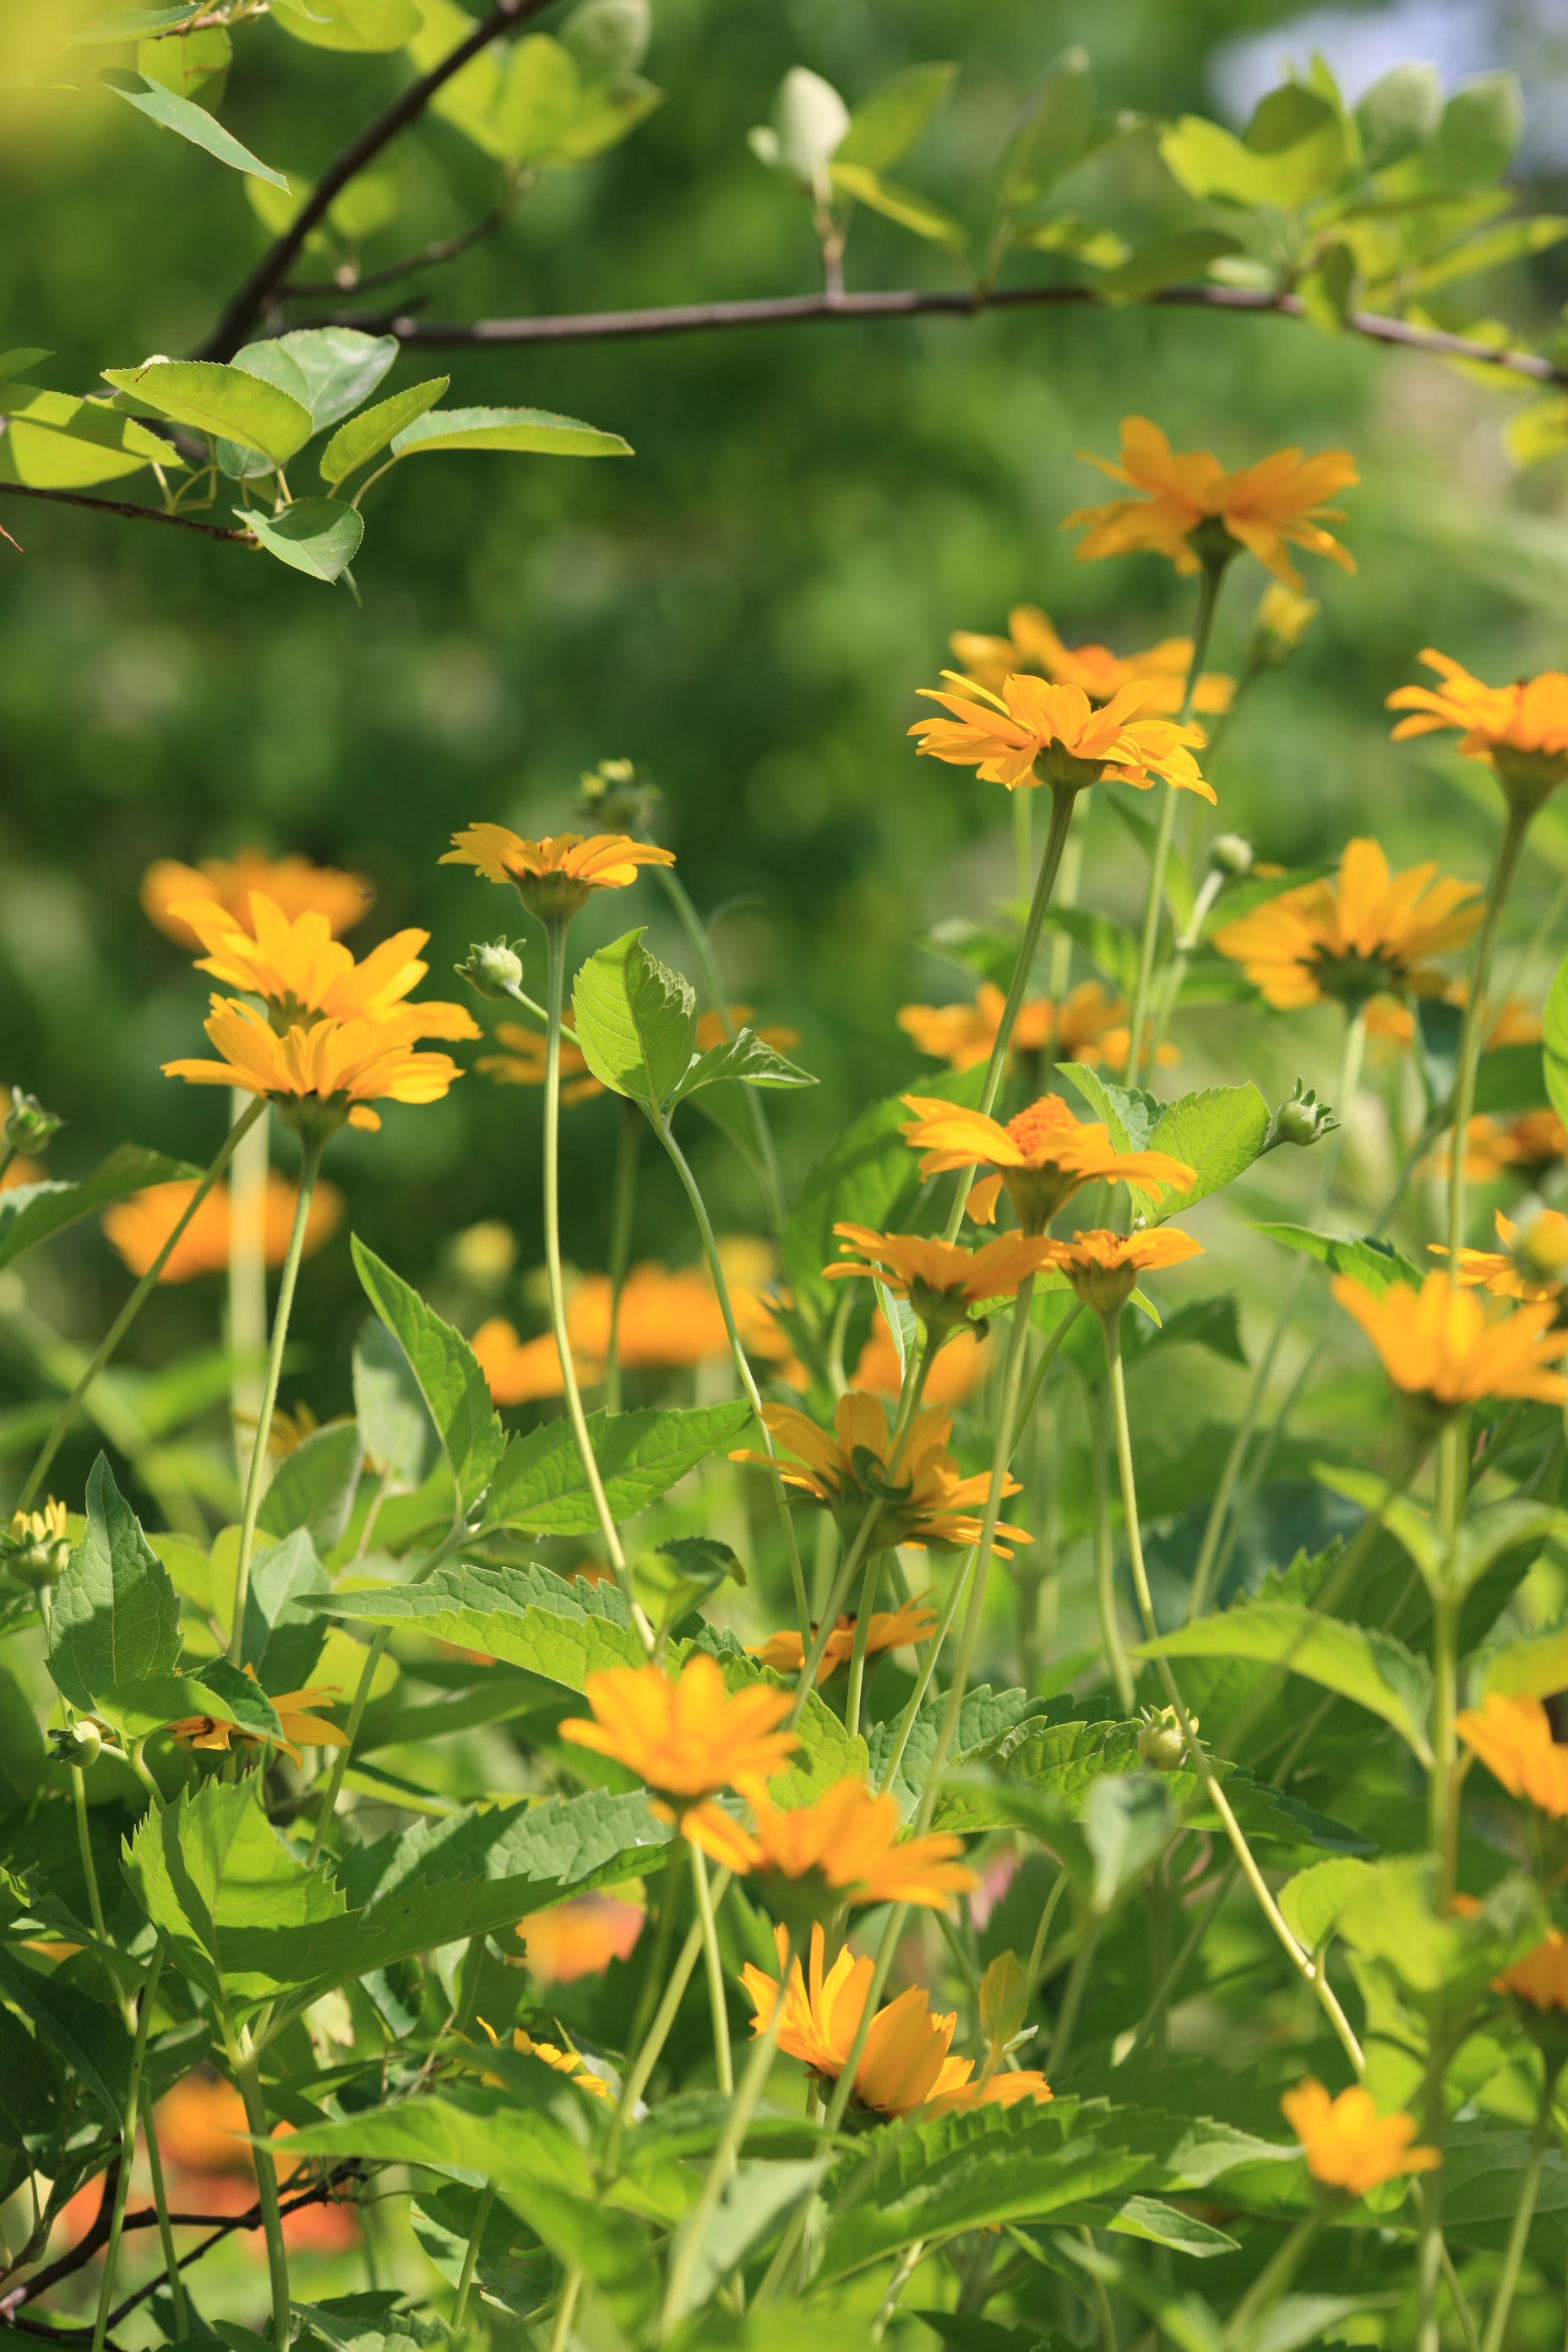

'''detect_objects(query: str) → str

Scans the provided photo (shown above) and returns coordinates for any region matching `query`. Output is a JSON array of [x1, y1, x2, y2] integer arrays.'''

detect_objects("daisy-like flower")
[[471, 1316, 569, 1407], [164, 999, 462, 1136], [1436, 1110, 1568, 1185], [1331, 1272, 1568, 1413], [751, 1594, 938, 1685], [558, 1654, 798, 1833], [476, 2020, 609, 2098], [3, 1497, 71, 1590], [1388, 652, 1568, 814], [102, 1173, 342, 1285], [473, 1260, 795, 1406], [1211, 839, 1481, 1011], [742, 1924, 1051, 2120], [732, 1393, 1031, 1557], [142, 852, 371, 949], [172, 893, 478, 1043], [441, 826, 675, 920], [897, 980, 1175, 1077], [1433, 1207, 1568, 1305], [514, 1893, 645, 1986], [1456, 1692, 1568, 1817], [478, 1014, 601, 1102], [911, 674, 1212, 801], [169, 1669, 346, 1771], [1253, 582, 1320, 662], [1043, 1226, 1205, 1315], [683, 1774, 976, 1917], [901, 1092, 1195, 1235], [948, 605, 1234, 715], [1280, 2080, 1438, 2196], [823, 1224, 1060, 1332], [1064, 416, 1358, 589], [853, 1321, 990, 1407]]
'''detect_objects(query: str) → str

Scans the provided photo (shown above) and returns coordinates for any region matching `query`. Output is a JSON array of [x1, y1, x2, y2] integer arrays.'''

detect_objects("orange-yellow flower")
[[441, 826, 675, 918], [911, 673, 1212, 801], [1435, 1111, 1568, 1185], [514, 1893, 645, 1985], [734, 1392, 1031, 1557], [901, 1092, 1195, 1234], [558, 1653, 798, 1815], [1495, 1928, 1568, 2012], [853, 1321, 990, 1406], [471, 1317, 567, 1406], [102, 1172, 342, 1284], [1065, 416, 1358, 589], [1043, 1226, 1205, 1315], [751, 1595, 938, 1685], [142, 852, 370, 949], [476, 2018, 609, 2097], [1280, 2080, 1438, 2197], [1433, 1208, 1568, 1305], [1456, 1692, 1568, 1817], [684, 1774, 975, 1910], [742, 1924, 1051, 2120], [1388, 652, 1568, 812], [1332, 1272, 1568, 1412], [897, 980, 1175, 1076], [1364, 987, 1539, 1057], [165, 999, 461, 1136], [168, 1669, 346, 1771], [473, 1259, 793, 1406], [1211, 839, 1481, 1011], [823, 1225, 1059, 1326], [948, 605, 1233, 715], [172, 893, 478, 1043]]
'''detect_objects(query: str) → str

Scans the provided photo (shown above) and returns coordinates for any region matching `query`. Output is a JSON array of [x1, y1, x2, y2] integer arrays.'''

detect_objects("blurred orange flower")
[[1281, 2079, 1437, 2196], [103, 1172, 342, 1283], [949, 604, 1233, 714], [1433, 1111, 1568, 1185], [1332, 1272, 1568, 1410], [1211, 839, 1480, 1011], [142, 852, 371, 949], [515, 1892, 645, 1985], [897, 979, 1176, 1076], [1065, 416, 1357, 588], [853, 1320, 990, 1404], [751, 1593, 938, 1684]]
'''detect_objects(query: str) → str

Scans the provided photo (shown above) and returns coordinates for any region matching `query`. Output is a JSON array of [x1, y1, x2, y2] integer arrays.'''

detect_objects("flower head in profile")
[[102, 1173, 342, 1285], [742, 1924, 1051, 2120], [948, 605, 1233, 715], [142, 852, 371, 948], [442, 826, 675, 920], [475, 2019, 609, 2098], [852, 1321, 990, 1407], [823, 1225, 1059, 1333], [733, 1394, 1031, 1557], [172, 893, 478, 1043], [168, 1669, 346, 1771], [1212, 839, 1481, 1011], [1434, 1207, 1568, 1307], [165, 999, 462, 1137], [1332, 1272, 1568, 1413], [685, 1775, 976, 1916], [751, 1594, 938, 1685], [1043, 1226, 1205, 1315], [1064, 416, 1358, 588], [911, 673, 1212, 801], [559, 1653, 798, 1819], [515, 1893, 645, 1986], [3, 1498, 71, 1590], [1388, 652, 1568, 814], [1456, 1693, 1568, 1817], [901, 1092, 1195, 1234], [897, 980, 1173, 1077], [1280, 2080, 1437, 2197]]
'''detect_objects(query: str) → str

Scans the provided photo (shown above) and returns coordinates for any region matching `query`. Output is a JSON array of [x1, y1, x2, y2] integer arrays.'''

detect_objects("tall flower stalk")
[[228, 1132, 323, 1662]]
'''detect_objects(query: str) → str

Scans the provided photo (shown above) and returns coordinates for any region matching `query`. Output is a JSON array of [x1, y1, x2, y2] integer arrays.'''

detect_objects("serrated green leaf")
[[1058, 1062, 1159, 1152], [1252, 1222, 1424, 1295], [1137, 1083, 1271, 1217], [351, 1236, 504, 1509], [96, 68, 289, 188], [482, 1400, 752, 1533], [240, 1526, 329, 1690], [96, 1660, 283, 1744], [571, 927, 698, 1108], [667, 1025, 816, 1110], [0, 1145, 194, 1272], [319, 377, 449, 487], [47, 1456, 182, 1715], [1137, 1603, 1433, 1759]]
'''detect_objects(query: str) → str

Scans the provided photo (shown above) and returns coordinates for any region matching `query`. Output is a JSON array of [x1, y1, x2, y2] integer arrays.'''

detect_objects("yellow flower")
[[1064, 416, 1358, 589], [1495, 1928, 1568, 2012], [1388, 651, 1568, 812], [142, 852, 371, 948], [823, 1224, 1059, 1329], [1433, 1207, 1568, 1305], [1364, 986, 1539, 1058], [165, 999, 462, 1137], [1332, 1272, 1568, 1412], [102, 1172, 342, 1284], [733, 1393, 1031, 1558], [1211, 839, 1481, 1011], [514, 1893, 645, 1986], [441, 826, 675, 918], [751, 1595, 938, 1685], [1042, 1226, 1205, 1315], [852, 1321, 991, 1407], [1280, 2080, 1438, 2197], [948, 605, 1233, 715], [897, 979, 1175, 1076], [911, 673, 1212, 801], [3, 1497, 71, 1588], [558, 1653, 798, 1816], [742, 1924, 1051, 2120], [683, 1774, 976, 1913], [9, 1499, 66, 1549], [901, 1092, 1195, 1235], [172, 893, 478, 1043], [1434, 1111, 1568, 1186], [168, 1669, 347, 1771], [476, 2019, 610, 2097], [1456, 1692, 1568, 1817], [1254, 582, 1320, 657], [477, 1014, 601, 1102]]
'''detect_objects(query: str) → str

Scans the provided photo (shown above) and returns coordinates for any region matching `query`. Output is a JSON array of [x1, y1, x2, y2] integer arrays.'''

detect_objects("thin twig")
[[280, 196, 520, 302], [0, 482, 253, 540]]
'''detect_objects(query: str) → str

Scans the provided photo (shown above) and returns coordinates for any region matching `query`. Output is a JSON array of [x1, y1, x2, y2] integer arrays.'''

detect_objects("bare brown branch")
[[0, 482, 253, 542]]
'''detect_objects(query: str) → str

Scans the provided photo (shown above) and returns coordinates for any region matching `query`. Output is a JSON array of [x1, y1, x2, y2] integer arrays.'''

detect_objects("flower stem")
[[843, 1550, 883, 1740], [1102, 1309, 1364, 2073], [1222, 2213, 1322, 2348], [19, 1097, 267, 1512], [657, 865, 787, 1239], [90, 1946, 165, 2352], [1446, 802, 1531, 1265], [1009, 1300, 1083, 1447], [1088, 1383, 1133, 1710], [1478, 2075, 1556, 2352], [229, 1132, 323, 1663], [547, 2266, 582, 2352], [1046, 1926, 1099, 2076], [607, 1884, 729, 2171], [230, 2033, 292, 2349], [450, 2177, 497, 2333], [227, 1089, 270, 1492], [142, 2095, 188, 2338], [604, 1097, 641, 1418], [1024, 1870, 1069, 1993], [689, 1838, 733, 2095]]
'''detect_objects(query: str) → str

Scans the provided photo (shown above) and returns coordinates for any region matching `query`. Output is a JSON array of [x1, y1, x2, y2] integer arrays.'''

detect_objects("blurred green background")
[[3, 0, 1566, 1533]]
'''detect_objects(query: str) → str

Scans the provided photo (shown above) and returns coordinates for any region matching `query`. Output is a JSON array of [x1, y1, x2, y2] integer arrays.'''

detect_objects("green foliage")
[[482, 1400, 753, 1533], [0, 1147, 195, 1272]]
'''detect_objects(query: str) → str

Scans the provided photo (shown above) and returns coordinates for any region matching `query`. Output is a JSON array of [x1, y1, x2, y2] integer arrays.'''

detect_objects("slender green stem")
[[227, 1090, 269, 1489], [689, 1840, 733, 2094], [72, 1764, 109, 1945], [1444, 2245, 1484, 2352], [1013, 783, 1032, 902], [451, 2178, 497, 2333], [657, 866, 787, 1239], [1046, 1927, 1098, 2077], [1222, 2213, 1322, 2348], [843, 1551, 882, 1740], [547, 2266, 582, 2352], [231, 2035, 292, 2349], [229, 1133, 322, 1663], [607, 1887, 729, 2170], [1025, 1870, 1069, 1993], [1478, 2074, 1556, 2352], [1446, 803, 1531, 1264], [542, 917, 651, 1647], [1009, 1300, 1083, 1447], [1430, 1586, 1459, 1905], [875, 1549, 972, 1799], [1418, 1468, 1467, 2352], [90, 1946, 164, 2352], [0, 1143, 15, 1188], [658, 1930, 795, 2337], [19, 1098, 266, 1511], [1088, 1385, 1133, 1710], [604, 1097, 641, 1418], [142, 2095, 188, 2338], [1102, 1310, 1364, 2072]]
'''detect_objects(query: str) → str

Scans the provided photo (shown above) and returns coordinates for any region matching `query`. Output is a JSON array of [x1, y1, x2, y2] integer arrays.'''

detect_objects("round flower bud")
[[3, 1498, 71, 1589], [579, 757, 663, 836], [456, 939, 525, 999], [1266, 1081, 1339, 1153], [1137, 1707, 1190, 1770], [71, 1718, 103, 1768], [5, 1088, 63, 1157], [1209, 834, 1254, 878]]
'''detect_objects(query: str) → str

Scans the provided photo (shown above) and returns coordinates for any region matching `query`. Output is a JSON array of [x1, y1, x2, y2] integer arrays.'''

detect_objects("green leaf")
[[406, 0, 509, 156], [1040, 904, 1140, 991], [389, 404, 631, 460], [1000, 48, 1096, 204], [667, 1026, 816, 1110], [1473, 1043, 1546, 1117], [1015, 213, 1130, 270], [1252, 1222, 1424, 1295], [1435, 73, 1523, 185], [1355, 63, 1444, 169], [1507, 396, 1568, 471], [353, 1318, 438, 1494], [70, 6, 201, 38], [836, 62, 956, 171], [494, 32, 580, 158], [1331, 1857, 1544, 2001], [46, 1455, 182, 1715], [1136, 1603, 1433, 1760], [0, 1664, 45, 1821], [1297, 238, 1355, 334], [96, 67, 290, 188], [271, 0, 422, 50], [482, 1400, 753, 1534], [104, 359, 311, 462], [514, 69, 662, 166], [257, 1420, 363, 1552], [828, 162, 966, 249], [242, 498, 365, 584], [0, 1145, 193, 1272], [1160, 85, 1348, 210], [1480, 1619, 1568, 1701], [240, 1526, 329, 1690], [1136, 1083, 1271, 1218], [95, 1659, 283, 1744], [571, 926, 698, 1109], [248, 329, 400, 432], [315, 1562, 647, 1687], [559, 0, 649, 76], [1097, 228, 1244, 305], [319, 377, 449, 487], [0, 348, 52, 378], [1057, 1063, 1159, 1152], [1083, 1773, 1174, 1912], [136, 24, 229, 106], [666, 2159, 830, 2322], [351, 1236, 504, 1510], [1411, 215, 1568, 296], [1544, 945, 1568, 1132]]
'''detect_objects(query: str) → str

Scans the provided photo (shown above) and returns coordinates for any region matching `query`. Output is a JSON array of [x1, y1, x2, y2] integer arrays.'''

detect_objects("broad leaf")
[[95, 1660, 283, 1744], [103, 360, 312, 463], [243, 498, 365, 584], [271, 0, 422, 49], [667, 1026, 816, 1109], [0, 384, 176, 488], [351, 1236, 504, 1509], [244, 329, 400, 432], [389, 405, 631, 460], [240, 1527, 329, 1690], [1160, 83, 1348, 210], [1435, 72, 1522, 185], [1098, 228, 1244, 304], [0, 1145, 194, 1272], [1544, 944, 1568, 1133], [828, 163, 967, 249], [1135, 1084, 1271, 1218], [483, 1399, 751, 1534], [1058, 1062, 1159, 1152], [572, 928, 698, 1110], [836, 62, 956, 171], [1000, 47, 1097, 204], [1252, 1222, 1424, 1295], [47, 1455, 182, 1715], [353, 1318, 438, 1494], [96, 68, 289, 187], [1137, 1603, 1433, 1760], [257, 1420, 362, 1553], [319, 378, 449, 487]]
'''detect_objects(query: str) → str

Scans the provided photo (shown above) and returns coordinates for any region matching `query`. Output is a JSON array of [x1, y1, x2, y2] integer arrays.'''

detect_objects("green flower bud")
[[1265, 1081, 1339, 1153], [5, 1088, 63, 1157], [578, 757, 663, 836], [1209, 833, 1254, 878], [456, 939, 525, 999], [1137, 1707, 1189, 1770]]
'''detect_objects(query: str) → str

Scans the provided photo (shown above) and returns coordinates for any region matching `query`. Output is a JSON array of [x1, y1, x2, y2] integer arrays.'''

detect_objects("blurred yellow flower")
[[476, 2020, 609, 2098], [1254, 582, 1320, 656], [1434, 1111, 1568, 1185], [901, 1092, 1194, 1234], [897, 979, 1175, 1076], [169, 1669, 346, 1771], [514, 1893, 645, 1986], [684, 1774, 976, 1912], [103, 1172, 341, 1283], [165, 999, 461, 1135], [1434, 1207, 1568, 1304], [912, 673, 1212, 800], [1456, 1692, 1568, 1817], [751, 1593, 937, 1685], [559, 1654, 798, 1816], [442, 826, 674, 918], [174, 894, 477, 1043], [1043, 1225, 1205, 1315], [1280, 2079, 1437, 2196], [1065, 416, 1358, 589], [1389, 651, 1568, 810], [1332, 1271, 1568, 1410], [733, 1393, 1031, 1557], [948, 605, 1233, 715], [1211, 839, 1480, 1011], [852, 1320, 991, 1405], [142, 852, 370, 949], [823, 1224, 1059, 1325]]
